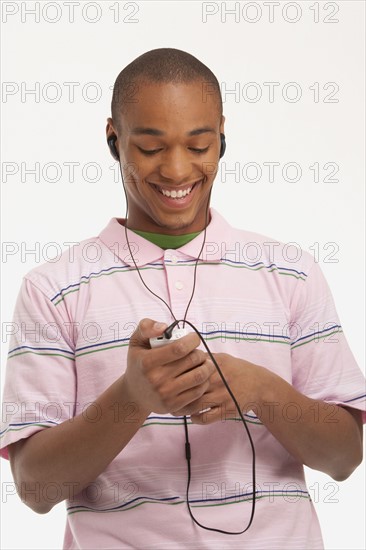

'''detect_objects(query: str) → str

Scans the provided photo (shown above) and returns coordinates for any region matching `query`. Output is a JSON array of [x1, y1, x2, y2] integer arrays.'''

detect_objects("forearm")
[[10, 375, 149, 513], [10, 318, 214, 514], [255, 367, 363, 480]]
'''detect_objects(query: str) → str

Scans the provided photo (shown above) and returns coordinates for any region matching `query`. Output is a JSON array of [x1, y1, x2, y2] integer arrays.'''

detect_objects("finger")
[[144, 331, 202, 368], [175, 359, 216, 393], [169, 349, 212, 378], [191, 406, 222, 425], [129, 318, 168, 349], [171, 396, 217, 417]]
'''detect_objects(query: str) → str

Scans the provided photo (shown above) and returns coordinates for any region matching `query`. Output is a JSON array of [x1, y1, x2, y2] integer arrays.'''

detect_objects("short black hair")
[[111, 48, 222, 130]]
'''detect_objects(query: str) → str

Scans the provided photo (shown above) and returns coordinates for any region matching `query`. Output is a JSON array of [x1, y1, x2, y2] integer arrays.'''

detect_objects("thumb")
[[129, 318, 168, 348]]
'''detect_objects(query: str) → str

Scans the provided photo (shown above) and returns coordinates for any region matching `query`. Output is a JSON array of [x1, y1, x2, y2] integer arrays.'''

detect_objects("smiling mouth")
[[151, 179, 203, 199]]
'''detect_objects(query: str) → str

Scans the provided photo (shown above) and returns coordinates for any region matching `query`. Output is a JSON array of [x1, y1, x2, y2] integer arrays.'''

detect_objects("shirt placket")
[[164, 251, 196, 323]]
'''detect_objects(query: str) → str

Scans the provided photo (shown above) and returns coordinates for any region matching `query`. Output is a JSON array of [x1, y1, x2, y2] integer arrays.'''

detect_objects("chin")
[[154, 212, 200, 233]]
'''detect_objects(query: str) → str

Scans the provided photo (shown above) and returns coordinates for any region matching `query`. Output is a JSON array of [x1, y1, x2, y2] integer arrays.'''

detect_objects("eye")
[[189, 147, 210, 154], [137, 145, 210, 156], [138, 147, 162, 156]]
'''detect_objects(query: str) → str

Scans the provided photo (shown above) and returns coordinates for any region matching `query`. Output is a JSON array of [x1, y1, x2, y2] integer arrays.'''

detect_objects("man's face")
[[106, 81, 225, 234]]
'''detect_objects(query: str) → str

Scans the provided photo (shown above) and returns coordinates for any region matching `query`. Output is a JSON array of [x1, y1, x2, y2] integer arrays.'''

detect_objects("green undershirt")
[[131, 228, 201, 249]]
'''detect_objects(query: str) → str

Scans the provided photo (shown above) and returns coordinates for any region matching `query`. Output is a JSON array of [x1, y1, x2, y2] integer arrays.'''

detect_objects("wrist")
[[119, 374, 151, 420], [250, 363, 277, 408]]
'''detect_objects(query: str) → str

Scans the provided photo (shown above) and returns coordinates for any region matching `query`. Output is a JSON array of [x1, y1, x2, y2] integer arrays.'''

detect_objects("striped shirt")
[[1, 207, 365, 549]]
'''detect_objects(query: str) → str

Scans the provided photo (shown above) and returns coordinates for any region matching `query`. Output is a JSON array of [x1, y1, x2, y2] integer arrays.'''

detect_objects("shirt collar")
[[98, 207, 231, 267]]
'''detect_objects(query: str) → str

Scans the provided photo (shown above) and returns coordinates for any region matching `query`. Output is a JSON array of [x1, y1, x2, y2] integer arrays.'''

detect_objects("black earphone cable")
[[123, 184, 211, 328], [169, 318, 256, 535], [113, 145, 256, 535], [123, 223, 178, 323]]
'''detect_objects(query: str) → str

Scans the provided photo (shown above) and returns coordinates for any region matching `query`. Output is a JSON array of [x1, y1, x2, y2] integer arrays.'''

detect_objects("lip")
[[149, 179, 202, 192], [148, 178, 203, 209]]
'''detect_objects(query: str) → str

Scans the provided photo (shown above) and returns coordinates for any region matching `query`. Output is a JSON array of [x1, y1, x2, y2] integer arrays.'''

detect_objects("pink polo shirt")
[[1, 208, 365, 549]]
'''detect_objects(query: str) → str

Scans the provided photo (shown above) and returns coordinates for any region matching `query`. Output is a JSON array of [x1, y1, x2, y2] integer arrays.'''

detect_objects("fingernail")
[[153, 322, 167, 330]]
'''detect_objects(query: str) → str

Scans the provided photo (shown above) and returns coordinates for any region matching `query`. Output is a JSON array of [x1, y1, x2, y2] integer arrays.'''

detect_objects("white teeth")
[[161, 186, 193, 198]]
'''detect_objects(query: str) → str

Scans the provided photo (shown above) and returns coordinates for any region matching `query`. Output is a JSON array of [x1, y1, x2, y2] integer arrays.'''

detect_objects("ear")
[[106, 117, 117, 140], [220, 114, 225, 134], [106, 118, 120, 161]]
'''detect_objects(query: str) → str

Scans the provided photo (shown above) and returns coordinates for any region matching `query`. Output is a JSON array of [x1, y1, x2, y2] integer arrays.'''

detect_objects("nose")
[[158, 147, 194, 183]]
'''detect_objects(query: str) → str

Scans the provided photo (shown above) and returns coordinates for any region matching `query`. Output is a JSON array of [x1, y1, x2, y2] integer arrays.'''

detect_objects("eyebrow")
[[130, 126, 216, 137]]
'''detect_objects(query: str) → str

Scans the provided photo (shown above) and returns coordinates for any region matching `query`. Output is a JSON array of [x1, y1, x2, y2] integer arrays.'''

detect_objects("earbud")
[[107, 135, 120, 161], [219, 133, 226, 159]]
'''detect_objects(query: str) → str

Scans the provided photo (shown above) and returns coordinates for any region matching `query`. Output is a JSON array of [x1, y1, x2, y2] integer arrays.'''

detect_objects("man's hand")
[[171, 352, 263, 423], [123, 318, 216, 416], [171, 350, 363, 481]]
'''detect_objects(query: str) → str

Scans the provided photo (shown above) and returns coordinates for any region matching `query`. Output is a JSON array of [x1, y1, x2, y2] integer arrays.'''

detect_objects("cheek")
[[123, 149, 150, 178], [122, 162, 141, 185], [122, 162, 149, 192], [202, 163, 219, 180]]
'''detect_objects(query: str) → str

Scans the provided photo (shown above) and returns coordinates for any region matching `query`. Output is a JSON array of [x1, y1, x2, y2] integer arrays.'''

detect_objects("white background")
[[1, 1, 365, 548]]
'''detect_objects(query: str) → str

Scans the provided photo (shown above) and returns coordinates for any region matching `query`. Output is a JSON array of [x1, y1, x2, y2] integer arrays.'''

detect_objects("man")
[[1, 48, 365, 549]]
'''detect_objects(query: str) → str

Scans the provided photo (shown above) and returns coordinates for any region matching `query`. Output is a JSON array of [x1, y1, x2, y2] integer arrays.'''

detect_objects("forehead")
[[120, 81, 221, 131]]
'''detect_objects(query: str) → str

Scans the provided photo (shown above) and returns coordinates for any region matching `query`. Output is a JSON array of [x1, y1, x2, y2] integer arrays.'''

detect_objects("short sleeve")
[[1, 277, 76, 460], [290, 259, 366, 422]]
